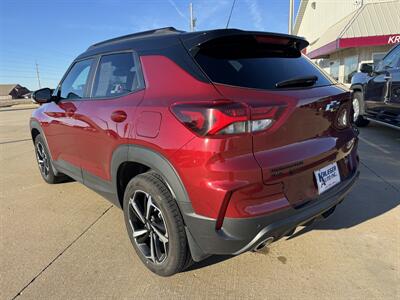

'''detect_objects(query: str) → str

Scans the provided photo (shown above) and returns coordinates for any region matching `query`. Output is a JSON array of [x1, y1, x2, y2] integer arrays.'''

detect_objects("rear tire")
[[34, 134, 68, 184], [123, 171, 192, 276], [353, 92, 370, 127]]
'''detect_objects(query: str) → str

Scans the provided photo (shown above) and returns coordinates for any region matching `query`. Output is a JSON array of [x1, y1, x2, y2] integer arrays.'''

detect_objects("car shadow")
[[288, 165, 400, 240], [186, 164, 400, 271], [184, 255, 234, 272]]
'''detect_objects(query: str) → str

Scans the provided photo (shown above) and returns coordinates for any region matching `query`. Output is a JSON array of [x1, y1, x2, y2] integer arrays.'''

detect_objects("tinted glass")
[[60, 59, 93, 100], [382, 45, 400, 69], [195, 37, 332, 90], [92, 52, 141, 98], [343, 55, 358, 83]]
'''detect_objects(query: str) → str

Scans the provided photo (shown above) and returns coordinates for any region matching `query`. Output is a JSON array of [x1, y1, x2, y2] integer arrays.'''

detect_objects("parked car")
[[351, 44, 400, 129], [30, 28, 359, 276]]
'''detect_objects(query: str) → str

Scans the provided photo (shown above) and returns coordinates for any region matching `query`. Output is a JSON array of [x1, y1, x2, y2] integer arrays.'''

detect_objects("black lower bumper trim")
[[182, 170, 359, 260]]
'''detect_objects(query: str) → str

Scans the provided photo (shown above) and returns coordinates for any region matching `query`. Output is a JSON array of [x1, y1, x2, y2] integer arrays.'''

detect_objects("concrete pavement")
[[0, 108, 399, 299]]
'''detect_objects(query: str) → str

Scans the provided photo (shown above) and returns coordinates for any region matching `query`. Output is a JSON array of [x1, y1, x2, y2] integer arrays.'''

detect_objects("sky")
[[0, 0, 300, 90]]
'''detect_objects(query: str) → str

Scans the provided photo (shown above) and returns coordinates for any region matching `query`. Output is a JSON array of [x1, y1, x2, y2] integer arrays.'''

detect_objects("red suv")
[[30, 28, 359, 276]]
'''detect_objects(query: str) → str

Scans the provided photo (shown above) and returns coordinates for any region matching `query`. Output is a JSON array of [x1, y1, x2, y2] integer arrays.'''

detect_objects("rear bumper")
[[182, 169, 359, 260]]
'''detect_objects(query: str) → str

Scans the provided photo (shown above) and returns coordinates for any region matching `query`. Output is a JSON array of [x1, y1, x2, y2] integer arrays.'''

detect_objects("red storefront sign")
[[308, 34, 400, 58]]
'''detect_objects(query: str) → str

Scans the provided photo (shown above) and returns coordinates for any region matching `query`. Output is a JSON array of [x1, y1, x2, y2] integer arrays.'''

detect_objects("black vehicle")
[[351, 44, 400, 129]]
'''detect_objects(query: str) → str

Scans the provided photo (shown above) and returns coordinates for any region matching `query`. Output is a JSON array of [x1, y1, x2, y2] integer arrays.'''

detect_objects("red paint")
[[308, 34, 400, 58], [136, 111, 162, 138], [340, 34, 400, 48], [111, 110, 127, 123], [32, 55, 359, 223]]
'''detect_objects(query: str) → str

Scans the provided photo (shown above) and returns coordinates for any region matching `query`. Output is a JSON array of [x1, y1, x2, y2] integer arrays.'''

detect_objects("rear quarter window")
[[194, 36, 333, 90]]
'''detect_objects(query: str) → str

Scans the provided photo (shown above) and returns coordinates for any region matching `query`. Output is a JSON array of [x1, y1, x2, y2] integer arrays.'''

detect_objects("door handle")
[[111, 110, 127, 123]]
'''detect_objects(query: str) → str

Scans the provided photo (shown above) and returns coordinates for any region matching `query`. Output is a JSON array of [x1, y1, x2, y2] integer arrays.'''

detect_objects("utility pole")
[[35, 61, 41, 89], [288, 0, 294, 34], [189, 3, 196, 32]]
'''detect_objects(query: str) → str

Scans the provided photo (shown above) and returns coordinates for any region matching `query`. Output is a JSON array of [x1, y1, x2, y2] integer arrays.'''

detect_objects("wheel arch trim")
[[350, 84, 364, 93], [29, 119, 59, 175], [111, 144, 209, 261], [111, 144, 192, 206]]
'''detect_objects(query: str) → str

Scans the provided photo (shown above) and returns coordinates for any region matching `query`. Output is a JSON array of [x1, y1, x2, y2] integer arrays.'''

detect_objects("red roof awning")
[[308, 34, 400, 59]]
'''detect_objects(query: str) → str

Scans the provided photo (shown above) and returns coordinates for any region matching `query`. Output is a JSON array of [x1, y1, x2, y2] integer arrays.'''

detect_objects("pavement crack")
[[11, 205, 113, 300], [0, 107, 37, 112], [0, 138, 32, 145], [360, 161, 400, 192]]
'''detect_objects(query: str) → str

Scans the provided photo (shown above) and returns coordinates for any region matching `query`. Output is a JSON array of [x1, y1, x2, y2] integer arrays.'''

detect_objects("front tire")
[[123, 172, 191, 276], [352, 92, 370, 127]]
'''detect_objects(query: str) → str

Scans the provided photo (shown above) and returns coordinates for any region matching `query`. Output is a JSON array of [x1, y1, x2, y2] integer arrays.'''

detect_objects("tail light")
[[171, 100, 287, 137]]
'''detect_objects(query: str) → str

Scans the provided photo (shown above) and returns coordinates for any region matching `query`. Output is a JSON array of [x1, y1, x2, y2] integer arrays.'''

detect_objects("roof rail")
[[88, 27, 184, 50]]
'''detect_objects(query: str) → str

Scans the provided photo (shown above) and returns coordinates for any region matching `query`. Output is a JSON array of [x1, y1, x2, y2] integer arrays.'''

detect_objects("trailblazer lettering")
[[388, 35, 400, 44]]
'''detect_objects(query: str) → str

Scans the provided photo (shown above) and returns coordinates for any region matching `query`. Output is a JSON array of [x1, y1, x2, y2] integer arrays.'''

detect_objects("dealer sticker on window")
[[314, 162, 341, 194]]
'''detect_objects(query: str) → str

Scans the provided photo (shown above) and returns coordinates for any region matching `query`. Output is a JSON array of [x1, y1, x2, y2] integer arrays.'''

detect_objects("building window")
[[329, 60, 339, 81], [343, 55, 358, 84]]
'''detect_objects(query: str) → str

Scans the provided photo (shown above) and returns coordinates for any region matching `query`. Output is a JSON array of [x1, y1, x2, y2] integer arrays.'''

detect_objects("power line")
[[0, 59, 67, 71], [226, 0, 237, 29], [0, 75, 59, 80], [0, 67, 62, 75]]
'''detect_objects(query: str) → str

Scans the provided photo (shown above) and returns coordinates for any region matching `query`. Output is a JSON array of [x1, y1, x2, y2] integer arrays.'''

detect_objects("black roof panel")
[[87, 27, 184, 50], [77, 27, 309, 60]]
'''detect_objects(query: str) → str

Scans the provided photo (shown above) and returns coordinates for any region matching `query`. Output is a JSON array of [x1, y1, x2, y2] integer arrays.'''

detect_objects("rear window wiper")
[[276, 75, 318, 88]]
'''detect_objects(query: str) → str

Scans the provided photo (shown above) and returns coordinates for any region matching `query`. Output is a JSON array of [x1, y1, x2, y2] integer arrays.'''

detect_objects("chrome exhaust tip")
[[253, 237, 274, 253]]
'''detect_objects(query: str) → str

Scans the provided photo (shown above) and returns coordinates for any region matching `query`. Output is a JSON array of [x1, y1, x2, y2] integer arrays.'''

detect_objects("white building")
[[294, 0, 400, 84]]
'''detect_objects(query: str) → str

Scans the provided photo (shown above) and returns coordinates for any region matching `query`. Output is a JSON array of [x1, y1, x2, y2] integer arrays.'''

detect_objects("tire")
[[34, 134, 68, 184], [352, 92, 370, 127], [123, 171, 192, 276], [146, 171, 194, 270]]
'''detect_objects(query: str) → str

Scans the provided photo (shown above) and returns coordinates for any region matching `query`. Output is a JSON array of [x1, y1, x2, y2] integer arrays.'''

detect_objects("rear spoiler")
[[180, 29, 309, 56]]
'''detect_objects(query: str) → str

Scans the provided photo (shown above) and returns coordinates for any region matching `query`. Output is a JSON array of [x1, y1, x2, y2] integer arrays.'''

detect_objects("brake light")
[[254, 35, 290, 46], [171, 100, 286, 136]]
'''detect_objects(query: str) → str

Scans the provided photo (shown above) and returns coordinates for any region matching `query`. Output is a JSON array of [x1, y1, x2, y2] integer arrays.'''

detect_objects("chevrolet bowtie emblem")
[[325, 100, 341, 112]]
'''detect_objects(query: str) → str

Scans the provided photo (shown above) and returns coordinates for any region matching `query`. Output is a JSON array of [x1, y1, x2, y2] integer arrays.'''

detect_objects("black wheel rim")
[[128, 190, 169, 264], [36, 142, 50, 178]]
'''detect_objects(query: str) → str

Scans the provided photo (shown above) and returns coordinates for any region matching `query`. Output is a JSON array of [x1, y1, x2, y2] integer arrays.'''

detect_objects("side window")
[[92, 52, 143, 98], [382, 46, 400, 69], [60, 59, 93, 100]]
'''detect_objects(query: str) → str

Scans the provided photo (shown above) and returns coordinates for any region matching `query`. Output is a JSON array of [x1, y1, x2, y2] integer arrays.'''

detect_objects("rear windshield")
[[194, 36, 333, 90]]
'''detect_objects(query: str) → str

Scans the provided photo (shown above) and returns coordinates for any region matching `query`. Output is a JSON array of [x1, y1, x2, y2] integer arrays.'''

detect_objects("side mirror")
[[32, 88, 54, 104], [360, 63, 373, 74]]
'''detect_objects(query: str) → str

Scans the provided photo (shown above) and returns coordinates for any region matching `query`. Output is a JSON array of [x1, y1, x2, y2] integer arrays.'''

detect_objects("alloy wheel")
[[36, 142, 50, 178], [352, 97, 360, 121], [128, 190, 169, 264]]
